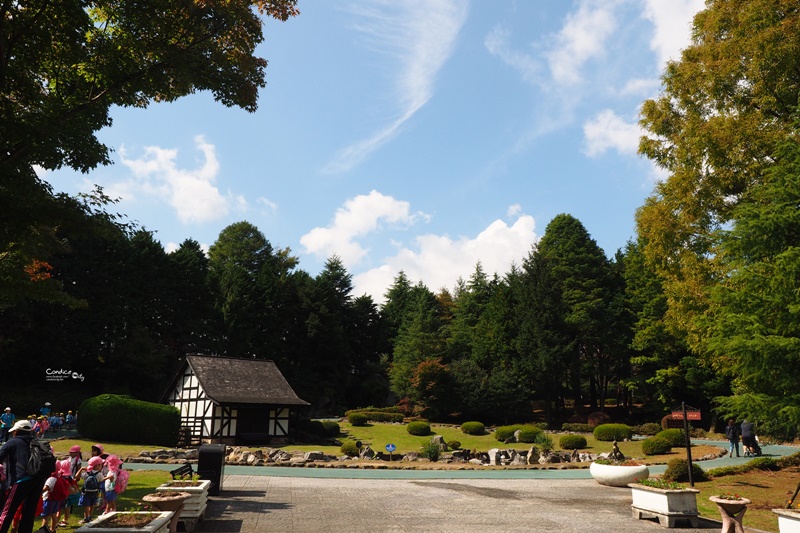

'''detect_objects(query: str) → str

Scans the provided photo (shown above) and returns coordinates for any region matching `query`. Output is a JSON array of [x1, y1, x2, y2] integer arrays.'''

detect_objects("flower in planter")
[[636, 478, 685, 490], [715, 492, 745, 501], [593, 458, 645, 466]]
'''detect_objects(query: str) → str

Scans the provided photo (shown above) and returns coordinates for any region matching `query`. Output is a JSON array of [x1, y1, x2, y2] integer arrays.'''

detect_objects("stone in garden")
[[360, 446, 375, 459], [527, 447, 540, 465], [304, 451, 325, 461], [431, 435, 448, 450], [488, 448, 500, 465]]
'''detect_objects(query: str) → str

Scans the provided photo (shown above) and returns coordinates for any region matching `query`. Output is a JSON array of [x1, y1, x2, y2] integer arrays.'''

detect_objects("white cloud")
[[323, 0, 468, 174], [583, 109, 642, 157], [620, 77, 661, 96], [641, 0, 705, 67], [545, 0, 620, 86], [300, 190, 428, 265], [353, 215, 538, 303], [257, 197, 278, 213], [484, 25, 541, 85], [119, 136, 237, 224], [507, 203, 522, 217]]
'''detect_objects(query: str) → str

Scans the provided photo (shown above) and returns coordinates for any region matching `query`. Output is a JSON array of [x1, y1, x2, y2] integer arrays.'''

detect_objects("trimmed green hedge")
[[321, 421, 340, 437], [641, 436, 672, 455], [78, 394, 179, 446], [407, 421, 431, 436], [495, 424, 524, 442], [517, 426, 544, 443], [348, 412, 368, 426], [593, 423, 633, 442], [344, 408, 404, 423], [340, 441, 360, 457], [663, 458, 708, 482], [561, 423, 592, 433], [655, 429, 685, 448], [559, 434, 587, 450], [460, 421, 486, 435]]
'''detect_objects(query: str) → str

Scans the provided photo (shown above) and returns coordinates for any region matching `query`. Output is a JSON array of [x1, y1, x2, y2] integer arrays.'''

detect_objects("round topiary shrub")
[[407, 421, 431, 436], [662, 458, 708, 482], [447, 441, 461, 450], [495, 424, 523, 442], [641, 436, 672, 456], [340, 440, 360, 457], [636, 423, 663, 436], [587, 411, 612, 428], [517, 425, 544, 443], [321, 421, 340, 437], [656, 429, 685, 448], [559, 434, 588, 450], [348, 412, 368, 427], [593, 423, 633, 442], [78, 394, 179, 446], [461, 421, 486, 435]]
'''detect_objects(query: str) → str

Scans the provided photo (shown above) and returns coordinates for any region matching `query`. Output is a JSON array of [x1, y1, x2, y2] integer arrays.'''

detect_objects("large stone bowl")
[[589, 462, 650, 487]]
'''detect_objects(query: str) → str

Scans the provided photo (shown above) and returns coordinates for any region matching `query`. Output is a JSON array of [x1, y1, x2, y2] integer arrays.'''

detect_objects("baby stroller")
[[744, 434, 763, 457]]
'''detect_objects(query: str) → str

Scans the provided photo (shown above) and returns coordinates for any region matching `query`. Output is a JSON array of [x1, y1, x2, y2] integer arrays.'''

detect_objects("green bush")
[[78, 394, 179, 446], [348, 412, 368, 426], [655, 429, 685, 448], [321, 421, 340, 437], [559, 434, 587, 450], [344, 408, 404, 423], [420, 440, 441, 461], [636, 423, 662, 436], [340, 441, 360, 457], [749, 457, 779, 471], [407, 421, 431, 436], [641, 436, 672, 456], [517, 426, 544, 443], [495, 424, 524, 442], [778, 451, 800, 468], [593, 423, 633, 442], [561, 423, 592, 433], [447, 441, 461, 450], [460, 421, 486, 435], [534, 432, 554, 453], [662, 458, 708, 483]]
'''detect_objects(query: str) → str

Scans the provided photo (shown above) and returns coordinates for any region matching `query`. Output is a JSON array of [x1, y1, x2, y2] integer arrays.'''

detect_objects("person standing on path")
[[725, 418, 741, 458], [741, 419, 755, 456], [0, 420, 48, 533], [0, 409, 15, 443]]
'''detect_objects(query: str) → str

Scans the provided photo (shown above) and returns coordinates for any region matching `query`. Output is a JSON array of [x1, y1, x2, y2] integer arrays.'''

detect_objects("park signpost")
[[671, 403, 701, 486]]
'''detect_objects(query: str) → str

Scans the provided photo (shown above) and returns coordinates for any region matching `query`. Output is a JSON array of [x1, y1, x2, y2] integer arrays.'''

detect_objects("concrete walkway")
[[196, 476, 726, 533]]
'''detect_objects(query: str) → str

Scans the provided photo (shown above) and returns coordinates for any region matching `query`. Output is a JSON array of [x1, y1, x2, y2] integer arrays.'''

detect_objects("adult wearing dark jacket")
[[0, 420, 46, 533]]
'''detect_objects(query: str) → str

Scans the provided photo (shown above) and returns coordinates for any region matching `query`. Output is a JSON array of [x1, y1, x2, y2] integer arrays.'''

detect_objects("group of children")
[[37, 443, 127, 532]]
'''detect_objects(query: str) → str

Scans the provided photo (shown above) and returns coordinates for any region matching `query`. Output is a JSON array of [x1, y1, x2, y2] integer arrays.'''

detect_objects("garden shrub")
[[641, 436, 672, 456], [561, 423, 592, 433], [321, 421, 340, 437], [348, 413, 368, 427], [749, 457, 779, 471], [662, 458, 708, 482], [495, 424, 524, 442], [517, 426, 544, 443], [78, 394, 179, 446], [778, 451, 800, 468], [344, 408, 404, 423], [656, 429, 685, 448], [420, 440, 441, 461], [593, 423, 633, 442], [447, 441, 461, 450], [587, 411, 611, 428], [636, 423, 662, 436], [533, 422, 549, 430], [340, 441, 360, 457], [559, 434, 587, 450], [407, 421, 431, 436], [460, 421, 486, 435], [534, 432, 554, 453]]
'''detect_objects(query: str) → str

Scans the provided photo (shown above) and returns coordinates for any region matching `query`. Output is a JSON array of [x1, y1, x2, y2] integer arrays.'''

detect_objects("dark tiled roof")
[[186, 355, 309, 406]]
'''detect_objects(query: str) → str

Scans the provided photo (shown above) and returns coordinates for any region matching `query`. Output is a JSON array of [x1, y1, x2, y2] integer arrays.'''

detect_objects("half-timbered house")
[[162, 355, 309, 445]]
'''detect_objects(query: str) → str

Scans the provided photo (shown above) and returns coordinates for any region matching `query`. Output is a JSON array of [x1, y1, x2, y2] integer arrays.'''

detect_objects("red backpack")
[[50, 475, 71, 501], [115, 468, 129, 494]]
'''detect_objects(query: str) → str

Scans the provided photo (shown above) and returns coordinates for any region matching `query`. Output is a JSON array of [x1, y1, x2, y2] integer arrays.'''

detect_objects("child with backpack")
[[78, 456, 104, 523], [41, 466, 70, 531]]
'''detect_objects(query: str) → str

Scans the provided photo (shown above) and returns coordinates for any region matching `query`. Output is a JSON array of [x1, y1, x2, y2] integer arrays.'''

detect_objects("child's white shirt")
[[42, 476, 56, 501]]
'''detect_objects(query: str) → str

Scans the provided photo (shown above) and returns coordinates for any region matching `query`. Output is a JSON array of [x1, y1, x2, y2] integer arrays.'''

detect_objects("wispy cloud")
[[300, 190, 428, 265], [118, 136, 244, 224], [322, 0, 468, 174]]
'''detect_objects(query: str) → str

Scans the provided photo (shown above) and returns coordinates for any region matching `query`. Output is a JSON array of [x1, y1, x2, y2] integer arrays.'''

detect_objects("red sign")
[[671, 411, 701, 420]]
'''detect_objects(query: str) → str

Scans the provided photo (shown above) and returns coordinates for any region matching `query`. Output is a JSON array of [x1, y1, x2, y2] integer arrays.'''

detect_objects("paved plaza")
[[196, 475, 729, 533]]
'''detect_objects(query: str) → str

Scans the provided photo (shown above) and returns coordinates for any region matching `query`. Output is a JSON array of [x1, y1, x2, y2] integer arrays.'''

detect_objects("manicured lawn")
[[51, 438, 165, 458]]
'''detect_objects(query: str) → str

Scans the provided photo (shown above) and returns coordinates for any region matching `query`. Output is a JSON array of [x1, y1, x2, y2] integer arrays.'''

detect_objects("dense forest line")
[[2, 0, 799, 440]]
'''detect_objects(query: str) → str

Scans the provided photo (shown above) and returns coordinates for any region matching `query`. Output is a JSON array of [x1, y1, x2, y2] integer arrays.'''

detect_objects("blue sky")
[[43, 0, 705, 303]]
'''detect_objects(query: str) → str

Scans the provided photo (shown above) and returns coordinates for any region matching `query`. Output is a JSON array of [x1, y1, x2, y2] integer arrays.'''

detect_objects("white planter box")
[[773, 509, 800, 533], [75, 511, 173, 533], [589, 462, 649, 487], [629, 483, 700, 528], [156, 480, 210, 520]]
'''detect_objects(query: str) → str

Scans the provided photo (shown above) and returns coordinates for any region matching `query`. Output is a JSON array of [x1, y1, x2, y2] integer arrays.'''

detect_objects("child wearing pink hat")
[[57, 456, 80, 527], [78, 456, 104, 523], [100, 455, 122, 514]]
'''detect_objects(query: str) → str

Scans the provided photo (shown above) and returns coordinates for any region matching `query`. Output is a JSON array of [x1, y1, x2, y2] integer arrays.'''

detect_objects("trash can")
[[198, 443, 226, 496]]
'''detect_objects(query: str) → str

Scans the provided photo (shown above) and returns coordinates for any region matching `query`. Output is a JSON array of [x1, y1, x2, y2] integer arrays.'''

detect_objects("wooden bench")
[[170, 463, 194, 480]]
